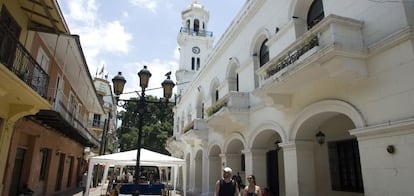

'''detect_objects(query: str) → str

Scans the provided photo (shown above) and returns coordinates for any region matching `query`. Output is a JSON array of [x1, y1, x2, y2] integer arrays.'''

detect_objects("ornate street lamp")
[[112, 66, 175, 196]]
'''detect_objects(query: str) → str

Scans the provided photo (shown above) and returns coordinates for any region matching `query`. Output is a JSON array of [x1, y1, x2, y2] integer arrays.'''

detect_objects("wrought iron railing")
[[266, 35, 319, 78], [180, 27, 213, 37], [0, 25, 49, 97]]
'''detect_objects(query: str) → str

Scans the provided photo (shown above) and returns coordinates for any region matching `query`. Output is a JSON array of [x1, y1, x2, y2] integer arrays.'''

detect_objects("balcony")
[[181, 118, 208, 144], [206, 92, 249, 133], [0, 25, 49, 98], [179, 27, 213, 37], [166, 136, 185, 157], [29, 90, 100, 147], [255, 14, 366, 106]]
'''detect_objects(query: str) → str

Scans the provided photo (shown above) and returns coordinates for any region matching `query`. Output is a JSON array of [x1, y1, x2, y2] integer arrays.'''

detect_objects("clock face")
[[192, 46, 200, 54]]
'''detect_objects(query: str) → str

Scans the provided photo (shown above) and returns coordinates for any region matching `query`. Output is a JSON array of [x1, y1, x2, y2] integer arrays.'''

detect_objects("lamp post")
[[112, 65, 175, 195]]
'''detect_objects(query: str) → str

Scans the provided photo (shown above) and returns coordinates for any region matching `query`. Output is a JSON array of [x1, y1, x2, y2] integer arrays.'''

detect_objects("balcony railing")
[[180, 27, 213, 37], [206, 92, 249, 133], [0, 25, 49, 98], [256, 14, 365, 96], [266, 35, 319, 78], [183, 118, 207, 133], [52, 90, 99, 139]]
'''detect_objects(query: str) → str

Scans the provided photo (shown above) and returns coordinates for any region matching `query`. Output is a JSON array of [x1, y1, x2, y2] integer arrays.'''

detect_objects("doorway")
[[10, 148, 26, 196], [267, 150, 279, 196]]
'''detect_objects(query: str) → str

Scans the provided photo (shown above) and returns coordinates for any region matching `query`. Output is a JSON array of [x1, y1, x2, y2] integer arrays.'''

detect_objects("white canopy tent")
[[85, 148, 186, 196]]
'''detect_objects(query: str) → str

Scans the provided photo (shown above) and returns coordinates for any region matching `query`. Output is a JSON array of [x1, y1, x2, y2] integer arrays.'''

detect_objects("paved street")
[[70, 183, 189, 196]]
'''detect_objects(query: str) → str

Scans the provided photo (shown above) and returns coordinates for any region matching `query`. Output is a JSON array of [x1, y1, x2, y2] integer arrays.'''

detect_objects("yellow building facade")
[[0, 0, 105, 195]]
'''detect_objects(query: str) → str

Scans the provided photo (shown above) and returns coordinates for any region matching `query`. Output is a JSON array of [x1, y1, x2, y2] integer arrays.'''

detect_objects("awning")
[[30, 110, 100, 147]]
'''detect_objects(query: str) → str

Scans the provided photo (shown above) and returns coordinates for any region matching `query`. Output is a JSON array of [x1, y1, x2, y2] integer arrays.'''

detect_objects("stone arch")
[[287, 99, 366, 195], [250, 27, 272, 57], [248, 120, 287, 148], [288, 0, 314, 21], [226, 57, 240, 92], [250, 28, 272, 88], [185, 152, 191, 191], [249, 126, 286, 195], [224, 132, 246, 153], [180, 111, 185, 133], [208, 144, 222, 193], [289, 99, 366, 140], [194, 149, 203, 193], [196, 91, 204, 119], [209, 77, 220, 104], [186, 105, 192, 124], [223, 133, 245, 175]]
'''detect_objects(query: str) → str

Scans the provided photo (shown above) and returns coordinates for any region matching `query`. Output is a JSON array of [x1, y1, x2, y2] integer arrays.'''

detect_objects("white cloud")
[[128, 0, 158, 13], [66, 0, 97, 25], [62, 0, 133, 74]]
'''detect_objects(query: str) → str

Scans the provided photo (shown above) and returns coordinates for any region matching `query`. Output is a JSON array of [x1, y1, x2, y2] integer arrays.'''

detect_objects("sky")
[[57, 0, 246, 99]]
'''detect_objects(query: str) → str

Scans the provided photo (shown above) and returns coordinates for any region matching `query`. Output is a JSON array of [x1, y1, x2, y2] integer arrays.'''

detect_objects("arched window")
[[259, 39, 269, 67], [194, 19, 200, 33], [186, 20, 190, 29], [307, 0, 324, 29]]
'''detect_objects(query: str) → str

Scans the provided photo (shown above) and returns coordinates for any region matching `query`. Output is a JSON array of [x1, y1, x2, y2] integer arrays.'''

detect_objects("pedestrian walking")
[[215, 167, 240, 196], [243, 175, 262, 196]]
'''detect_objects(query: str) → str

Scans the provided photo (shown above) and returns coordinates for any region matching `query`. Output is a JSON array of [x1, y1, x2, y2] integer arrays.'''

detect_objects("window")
[[307, 0, 324, 29], [241, 154, 245, 171], [194, 19, 200, 33], [328, 139, 364, 193], [39, 148, 50, 180], [201, 102, 204, 119], [215, 90, 219, 102], [259, 39, 269, 67], [93, 114, 101, 127], [32, 48, 49, 95], [196, 58, 200, 70], [67, 156, 74, 187], [0, 6, 21, 67], [191, 57, 195, 70], [36, 48, 49, 71], [236, 74, 239, 91]]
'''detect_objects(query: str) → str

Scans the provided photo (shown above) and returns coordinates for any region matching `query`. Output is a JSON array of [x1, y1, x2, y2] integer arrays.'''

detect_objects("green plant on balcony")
[[206, 100, 228, 117], [266, 34, 319, 78], [183, 122, 194, 133]]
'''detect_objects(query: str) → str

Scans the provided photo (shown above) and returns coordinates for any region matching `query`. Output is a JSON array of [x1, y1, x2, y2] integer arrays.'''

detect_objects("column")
[[280, 141, 315, 196], [242, 149, 267, 188]]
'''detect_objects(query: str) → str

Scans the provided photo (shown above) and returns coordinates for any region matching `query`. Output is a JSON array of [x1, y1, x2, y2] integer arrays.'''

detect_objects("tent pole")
[[101, 164, 110, 194], [183, 163, 187, 196], [85, 161, 94, 196]]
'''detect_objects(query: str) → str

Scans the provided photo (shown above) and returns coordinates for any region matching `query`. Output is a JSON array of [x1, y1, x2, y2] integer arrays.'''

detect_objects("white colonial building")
[[167, 0, 414, 196]]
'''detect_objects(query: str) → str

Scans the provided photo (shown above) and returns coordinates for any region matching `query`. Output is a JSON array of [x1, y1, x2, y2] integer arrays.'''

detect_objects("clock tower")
[[176, 0, 214, 95]]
